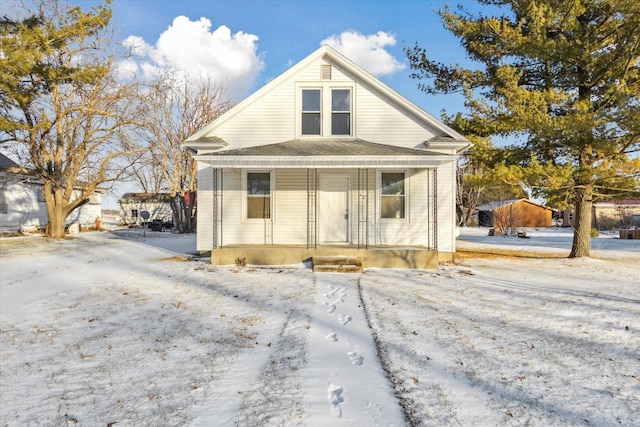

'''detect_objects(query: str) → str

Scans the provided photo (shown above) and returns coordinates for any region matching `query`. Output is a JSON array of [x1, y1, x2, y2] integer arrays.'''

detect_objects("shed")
[[477, 199, 553, 234], [118, 193, 175, 227]]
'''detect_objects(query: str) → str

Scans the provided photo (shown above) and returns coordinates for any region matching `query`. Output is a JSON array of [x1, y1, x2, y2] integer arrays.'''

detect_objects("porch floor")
[[210, 244, 439, 269]]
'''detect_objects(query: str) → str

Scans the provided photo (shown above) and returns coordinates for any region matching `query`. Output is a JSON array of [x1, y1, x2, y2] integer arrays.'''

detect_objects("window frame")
[[296, 83, 355, 138], [301, 88, 322, 136], [330, 88, 351, 136], [378, 170, 410, 222], [243, 169, 275, 221]]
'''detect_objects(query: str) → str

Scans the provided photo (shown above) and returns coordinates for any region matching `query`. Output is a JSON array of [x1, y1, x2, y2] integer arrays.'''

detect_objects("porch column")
[[357, 168, 369, 249], [212, 168, 223, 249], [306, 168, 317, 249]]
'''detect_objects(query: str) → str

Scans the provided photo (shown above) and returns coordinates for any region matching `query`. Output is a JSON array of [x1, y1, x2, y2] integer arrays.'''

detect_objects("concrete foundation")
[[211, 245, 439, 269]]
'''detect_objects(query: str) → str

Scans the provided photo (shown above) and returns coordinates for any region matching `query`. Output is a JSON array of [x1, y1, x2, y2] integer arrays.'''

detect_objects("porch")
[[210, 244, 440, 269]]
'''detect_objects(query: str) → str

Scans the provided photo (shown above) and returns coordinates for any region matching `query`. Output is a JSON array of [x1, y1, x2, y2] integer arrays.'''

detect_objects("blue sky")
[[73, 0, 479, 119]]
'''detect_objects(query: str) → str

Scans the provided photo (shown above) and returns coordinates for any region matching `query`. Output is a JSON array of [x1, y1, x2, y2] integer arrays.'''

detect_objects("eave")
[[192, 154, 455, 169]]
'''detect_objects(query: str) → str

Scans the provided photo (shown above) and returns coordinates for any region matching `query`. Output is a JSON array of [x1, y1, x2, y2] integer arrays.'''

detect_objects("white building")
[[0, 153, 102, 233], [185, 46, 471, 268]]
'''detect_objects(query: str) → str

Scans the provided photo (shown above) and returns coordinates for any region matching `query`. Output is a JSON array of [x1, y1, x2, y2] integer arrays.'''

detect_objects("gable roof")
[[185, 45, 470, 153], [119, 193, 173, 203], [210, 139, 444, 157], [193, 138, 454, 169], [0, 153, 19, 169]]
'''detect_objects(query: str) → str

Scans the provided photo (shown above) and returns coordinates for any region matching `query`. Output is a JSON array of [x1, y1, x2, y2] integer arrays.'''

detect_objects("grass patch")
[[454, 247, 568, 260]]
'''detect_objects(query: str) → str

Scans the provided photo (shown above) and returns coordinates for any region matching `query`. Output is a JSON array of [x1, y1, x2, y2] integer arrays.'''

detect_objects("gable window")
[[331, 89, 351, 135], [247, 172, 271, 219], [381, 172, 406, 219], [301, 89, 321, 135]]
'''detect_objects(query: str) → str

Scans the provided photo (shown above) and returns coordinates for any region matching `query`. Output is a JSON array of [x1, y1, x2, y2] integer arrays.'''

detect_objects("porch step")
[[312, 256, 363, 273]]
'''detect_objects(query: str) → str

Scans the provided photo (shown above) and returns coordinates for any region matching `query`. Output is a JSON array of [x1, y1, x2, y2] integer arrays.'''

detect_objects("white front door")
[[319, 176, 349, 243]]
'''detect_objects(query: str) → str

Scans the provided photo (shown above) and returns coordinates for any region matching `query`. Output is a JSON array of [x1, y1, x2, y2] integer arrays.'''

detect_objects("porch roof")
[[193, 139, 456, 168]]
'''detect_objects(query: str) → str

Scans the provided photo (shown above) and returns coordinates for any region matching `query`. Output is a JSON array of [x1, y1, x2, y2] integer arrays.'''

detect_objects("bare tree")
[[492, 203, 523, 236], [1, 0, 144, 237], [137, 73, 233, 232]]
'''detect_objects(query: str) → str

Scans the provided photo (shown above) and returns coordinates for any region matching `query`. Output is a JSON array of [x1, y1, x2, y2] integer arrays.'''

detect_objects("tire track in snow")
[[236, 310, 311, 426]]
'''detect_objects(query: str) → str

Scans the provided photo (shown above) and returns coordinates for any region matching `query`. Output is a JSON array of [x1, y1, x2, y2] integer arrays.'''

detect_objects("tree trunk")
[[44, 187, 67, 238], [569, 184, 593, 258], [169, 192, 197, 233]]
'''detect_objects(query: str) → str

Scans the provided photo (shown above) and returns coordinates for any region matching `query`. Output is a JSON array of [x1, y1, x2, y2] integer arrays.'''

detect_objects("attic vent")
[[321, 64, 332, 80]]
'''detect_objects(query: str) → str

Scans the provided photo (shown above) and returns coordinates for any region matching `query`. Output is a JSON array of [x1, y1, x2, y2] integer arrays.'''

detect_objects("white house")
[[118, 193, 175, 227], [0, 153, 102, 233], [184, 46, 470, 268]]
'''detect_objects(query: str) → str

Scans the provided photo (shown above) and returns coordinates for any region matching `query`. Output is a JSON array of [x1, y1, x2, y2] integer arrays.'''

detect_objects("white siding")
[[0, 176, 47, 232], [374, 169, 432, 246], [355, 85, 436, 149], [1, 173, 103, 232], [119, 200, 172, 225], [436, 161, 456, 253], [274, 169, 307, 244], [205, 167, 443, 248], [203, 56, 443, 150], [197, 164, 214, 251], [67, 190, 103, 226], [215, 83, 296, 148]]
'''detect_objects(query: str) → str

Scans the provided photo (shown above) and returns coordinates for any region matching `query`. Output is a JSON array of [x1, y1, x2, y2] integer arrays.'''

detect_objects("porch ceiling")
[[193, 138, 456, 168]]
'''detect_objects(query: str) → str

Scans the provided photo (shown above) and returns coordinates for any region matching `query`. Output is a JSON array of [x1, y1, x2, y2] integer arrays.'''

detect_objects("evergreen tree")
[[407, 0, 640, 257], [0, 0, 141, 237]]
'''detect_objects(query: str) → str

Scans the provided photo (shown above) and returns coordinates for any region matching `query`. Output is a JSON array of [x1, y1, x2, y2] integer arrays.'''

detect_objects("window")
[[247, 172, 271, 219], [37, 187, 45, 202], [0, 187, 7, 214], [131, 209, 138, 220], [298, 84, 354, 137], [302, 89, 321, 135], [331, 89, 351, 135], [381, 172, 406, 219]]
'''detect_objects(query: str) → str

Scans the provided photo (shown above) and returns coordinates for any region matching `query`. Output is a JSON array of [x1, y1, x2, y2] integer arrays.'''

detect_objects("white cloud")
[[321, 31, 405, 77], [122, 16, 265, 100]]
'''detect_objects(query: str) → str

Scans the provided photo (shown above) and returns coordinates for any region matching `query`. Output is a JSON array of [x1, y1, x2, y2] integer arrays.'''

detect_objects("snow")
[[1, 227, 638, 426]]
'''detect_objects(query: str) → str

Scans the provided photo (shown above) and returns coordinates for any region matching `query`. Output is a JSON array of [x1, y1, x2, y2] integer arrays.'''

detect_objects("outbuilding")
[[477, 199, 553, 234]]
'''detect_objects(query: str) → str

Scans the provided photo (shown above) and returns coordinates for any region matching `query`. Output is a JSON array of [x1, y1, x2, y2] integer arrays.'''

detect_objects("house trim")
[[241, 169, 276, 223], [194, 155, 452, 169], [377, 169, 411, 223]]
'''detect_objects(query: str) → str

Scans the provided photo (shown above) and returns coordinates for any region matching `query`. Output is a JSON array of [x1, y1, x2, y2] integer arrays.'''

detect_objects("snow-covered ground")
[[0, 228, 638, 426]]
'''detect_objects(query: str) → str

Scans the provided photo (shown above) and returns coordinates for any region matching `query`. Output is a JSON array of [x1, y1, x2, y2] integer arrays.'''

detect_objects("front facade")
[[185, 46, 470, 268]]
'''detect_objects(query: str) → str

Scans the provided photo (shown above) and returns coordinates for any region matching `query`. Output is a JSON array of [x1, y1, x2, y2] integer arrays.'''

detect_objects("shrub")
[[590, 228, 599, 238]]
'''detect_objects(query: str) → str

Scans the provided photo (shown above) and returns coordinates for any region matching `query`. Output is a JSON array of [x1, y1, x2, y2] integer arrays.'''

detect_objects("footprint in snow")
[[325, 332, 338, 342], [324, 286, 346, 299], [338, 314, 352, 325], [328, 383, 344, 417], [348, 351, 363, 365], [324, 298, 342, 313]]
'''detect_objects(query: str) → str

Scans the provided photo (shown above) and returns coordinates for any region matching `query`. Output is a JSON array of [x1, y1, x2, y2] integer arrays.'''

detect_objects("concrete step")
[[312, 256, 363, 273]]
